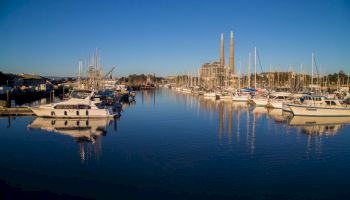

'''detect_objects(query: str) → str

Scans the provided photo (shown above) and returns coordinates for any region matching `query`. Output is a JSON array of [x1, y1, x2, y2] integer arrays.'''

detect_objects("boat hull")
[[268, 101, 284, 109], [232, 95, 249, 102], [30, 107, 117, 118], [282, 102, 292, 112], [253, 98, 268, 107], [289, 104, 350, 117]]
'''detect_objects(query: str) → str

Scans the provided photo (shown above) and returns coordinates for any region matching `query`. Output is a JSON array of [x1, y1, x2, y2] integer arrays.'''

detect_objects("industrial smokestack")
[[220, 33, 224, 67], [229, 31, 234, 74]]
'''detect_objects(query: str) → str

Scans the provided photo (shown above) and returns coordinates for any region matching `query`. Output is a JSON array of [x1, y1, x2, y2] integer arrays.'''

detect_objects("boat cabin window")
[[325, 101, 337, 106], [54, 105, 91, 109], [78, 105, 91, 109]]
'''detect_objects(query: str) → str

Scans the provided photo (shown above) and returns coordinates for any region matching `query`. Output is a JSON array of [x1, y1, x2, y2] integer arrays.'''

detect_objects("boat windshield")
[[70, 90, 91, 99]]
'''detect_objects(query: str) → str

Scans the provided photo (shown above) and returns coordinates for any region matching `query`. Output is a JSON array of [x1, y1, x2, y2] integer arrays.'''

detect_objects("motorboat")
[[289, 99, 350, 116], [30, 91, 118, 118], [253, 92, 290, 107]]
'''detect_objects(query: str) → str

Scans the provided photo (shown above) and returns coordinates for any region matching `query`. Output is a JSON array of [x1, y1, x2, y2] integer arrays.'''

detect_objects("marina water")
[[1, 89, 350, 199]]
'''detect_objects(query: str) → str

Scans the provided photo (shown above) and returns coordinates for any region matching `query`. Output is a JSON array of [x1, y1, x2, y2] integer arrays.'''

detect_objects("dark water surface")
[[1, 89, 350, 200]]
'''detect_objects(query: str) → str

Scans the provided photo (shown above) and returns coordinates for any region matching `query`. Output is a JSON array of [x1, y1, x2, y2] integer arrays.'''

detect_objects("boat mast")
[[311, 53, 314, 88], [248, 52, 251, 88], [238, 61, 241, 92], [254, 47, 257, 89], [269, 64, 272, 90]]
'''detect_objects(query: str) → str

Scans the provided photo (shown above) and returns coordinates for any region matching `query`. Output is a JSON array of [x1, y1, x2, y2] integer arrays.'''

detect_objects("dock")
[[0, 107, 34, 116]]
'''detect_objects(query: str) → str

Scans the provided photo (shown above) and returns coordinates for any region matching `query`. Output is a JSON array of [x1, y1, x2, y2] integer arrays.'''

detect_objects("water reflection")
[[169, 89, 350, 153], [141, 89, 156, 106], [288, 116, 350, 136], [28, 118, 116, 162]]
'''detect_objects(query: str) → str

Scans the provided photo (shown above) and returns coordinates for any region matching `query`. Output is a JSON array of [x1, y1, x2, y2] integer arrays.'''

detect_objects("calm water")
[[1, 89, 350, 200]]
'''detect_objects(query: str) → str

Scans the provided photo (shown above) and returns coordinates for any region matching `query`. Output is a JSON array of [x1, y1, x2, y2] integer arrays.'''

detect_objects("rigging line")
[[257, 50, 264, 73]]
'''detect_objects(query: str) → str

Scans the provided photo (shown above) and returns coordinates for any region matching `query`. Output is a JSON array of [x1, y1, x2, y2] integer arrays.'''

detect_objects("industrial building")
[[199, 31, 235, 89]]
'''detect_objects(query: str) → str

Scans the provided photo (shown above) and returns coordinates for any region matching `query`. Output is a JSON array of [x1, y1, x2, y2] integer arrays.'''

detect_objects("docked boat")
[[203, 92, 216, 98], [30, 91, 118, 118], [219, 91, 233, 100], [266, 92, 291, 109], [232, 91, 250, 102], [289, 99, 350, 116], [253, 92, 290, 108]]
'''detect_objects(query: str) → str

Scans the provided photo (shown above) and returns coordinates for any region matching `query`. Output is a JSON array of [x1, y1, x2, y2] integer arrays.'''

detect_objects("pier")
[[0, 107, 34, 116]]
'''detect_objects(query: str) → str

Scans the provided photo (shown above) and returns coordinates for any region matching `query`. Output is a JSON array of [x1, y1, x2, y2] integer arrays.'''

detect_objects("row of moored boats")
[[171, 86, 350, 117]]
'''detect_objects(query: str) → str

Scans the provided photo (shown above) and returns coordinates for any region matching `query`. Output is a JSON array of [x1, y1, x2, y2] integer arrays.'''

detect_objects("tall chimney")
[[220, 33, 224, 67], [229, 31, 234, 74]]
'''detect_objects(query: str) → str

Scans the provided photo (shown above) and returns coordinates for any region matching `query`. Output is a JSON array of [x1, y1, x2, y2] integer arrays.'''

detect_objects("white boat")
[[30, 91, 117, 118], [253, 96, 268, 107], [282, 102, 292, 112], [266, 92, 291, 109], [219, 91, 232, 101], [282, 93, 314, 113], [289, 99, 350, 116], [232, 92, 250, 102], [203, 92, 216, 98], [253, 92, 290, 108]]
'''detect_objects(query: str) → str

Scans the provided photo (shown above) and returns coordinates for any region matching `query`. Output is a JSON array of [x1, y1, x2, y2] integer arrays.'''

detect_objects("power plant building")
[[199, 31, 234, 88], [199, 61, 226, 88]]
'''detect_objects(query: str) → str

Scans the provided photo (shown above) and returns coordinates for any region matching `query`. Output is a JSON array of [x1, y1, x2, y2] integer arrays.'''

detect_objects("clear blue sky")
[[1, 0, 350, 77]]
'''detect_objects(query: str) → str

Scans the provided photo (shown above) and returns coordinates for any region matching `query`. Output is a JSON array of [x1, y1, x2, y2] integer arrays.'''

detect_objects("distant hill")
[[0, 72, 8, 85]]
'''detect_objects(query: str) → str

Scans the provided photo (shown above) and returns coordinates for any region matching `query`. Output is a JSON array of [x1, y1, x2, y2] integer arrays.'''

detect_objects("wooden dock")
[[0, 107, 34, 116]]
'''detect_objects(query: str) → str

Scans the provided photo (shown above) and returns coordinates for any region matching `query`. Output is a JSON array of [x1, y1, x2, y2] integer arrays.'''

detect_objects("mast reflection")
[[169, 90, 350, 155], [28, 118, 115, 163]]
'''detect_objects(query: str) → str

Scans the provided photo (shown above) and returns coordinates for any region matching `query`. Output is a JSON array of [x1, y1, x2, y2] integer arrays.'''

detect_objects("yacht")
[[253, 92, 291, 108], [282, 94, 318, 112], [266, 93, 291, 109], [232, 91, 251, 102], [289, 98, 350, 116], [30, 91, 118, 118], [219, 91, 233, 101], [203, 91, 216, 98]]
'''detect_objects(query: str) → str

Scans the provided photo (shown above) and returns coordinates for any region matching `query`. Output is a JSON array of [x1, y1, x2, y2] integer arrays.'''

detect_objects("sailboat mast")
[[248, 52, 251, 88], [254, 47, 257, 89], [238, 61, 241, 92], [311, 53, 314, 87]]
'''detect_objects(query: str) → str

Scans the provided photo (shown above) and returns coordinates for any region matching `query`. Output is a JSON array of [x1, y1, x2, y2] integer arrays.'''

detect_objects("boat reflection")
[[28, 117, 116, 162], [288, 116, 350, 136], [169, 89, 350, 155]]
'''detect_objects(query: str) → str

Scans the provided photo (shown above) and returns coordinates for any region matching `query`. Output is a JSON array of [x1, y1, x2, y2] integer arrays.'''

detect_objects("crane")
[[104, 66, 116, 79]]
